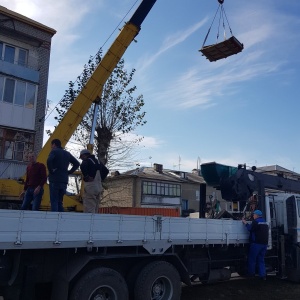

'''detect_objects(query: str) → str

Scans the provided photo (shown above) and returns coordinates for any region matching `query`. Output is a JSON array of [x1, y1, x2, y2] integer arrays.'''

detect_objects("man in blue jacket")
[[242, 209, 269, 280], [47, 139, 79, 212]]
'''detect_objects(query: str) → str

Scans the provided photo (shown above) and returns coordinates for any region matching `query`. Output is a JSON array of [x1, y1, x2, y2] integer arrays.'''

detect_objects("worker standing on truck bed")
[[47, 139, 79, 212], [20, 152, 47, 210], [242, 209, 269, 280], [79, 149, 102, 213]]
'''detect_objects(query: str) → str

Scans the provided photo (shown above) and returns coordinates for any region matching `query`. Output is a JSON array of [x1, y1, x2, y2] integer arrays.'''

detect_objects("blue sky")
[[3, 0, 300, 172]]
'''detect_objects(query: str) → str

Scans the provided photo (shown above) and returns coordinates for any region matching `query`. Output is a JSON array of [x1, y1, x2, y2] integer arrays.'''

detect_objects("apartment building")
[[0, 6, 56, 179]]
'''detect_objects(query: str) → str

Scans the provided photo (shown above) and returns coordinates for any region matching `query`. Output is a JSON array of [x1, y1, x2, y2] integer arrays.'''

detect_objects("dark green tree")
[[51, 51, 146, 169]]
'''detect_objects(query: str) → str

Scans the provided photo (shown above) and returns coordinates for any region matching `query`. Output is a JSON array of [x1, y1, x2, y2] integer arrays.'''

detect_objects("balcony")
[[0, 59, 39, 83]]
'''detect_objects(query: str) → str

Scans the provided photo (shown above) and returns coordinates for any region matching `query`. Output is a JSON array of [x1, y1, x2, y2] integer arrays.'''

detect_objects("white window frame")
[[0, 75, 37, 109], [0, 41, 28, 66]]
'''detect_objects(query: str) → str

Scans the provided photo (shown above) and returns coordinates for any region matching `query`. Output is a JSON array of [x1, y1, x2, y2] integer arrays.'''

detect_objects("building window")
[[0, 128, 2, 158], [0, 76, 3, 100], [3, 78, 15, 103], [0, 42, 3, 61], [157, 182, 165, 195], [4, 141, 14, 159], [143, 181, 156, 194], [142, 181, 181, 197], [25, 83, 36, 108], [0, 41, 28, 66], [165, 184, 180, 196], [15, 81, 26, 106], [4, 45, 15, 63], [0, 75, 37, 109], [18, 49, 27, 66], [14, 141, 25, 161], [0, 128, 34, 161], [182, 199, 189, 211]]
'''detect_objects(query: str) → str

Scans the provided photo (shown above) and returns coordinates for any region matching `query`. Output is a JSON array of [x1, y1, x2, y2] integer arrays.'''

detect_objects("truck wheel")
[[134, 261, 181, 300], [69, 267, 128, 300]]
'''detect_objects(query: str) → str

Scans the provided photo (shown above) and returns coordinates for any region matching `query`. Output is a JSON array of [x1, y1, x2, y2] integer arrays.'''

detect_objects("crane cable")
[[201, 1, 234, 48]]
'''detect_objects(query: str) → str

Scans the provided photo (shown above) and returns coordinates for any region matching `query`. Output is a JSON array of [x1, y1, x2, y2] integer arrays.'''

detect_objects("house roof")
[[116, 166, 206, 184], [186, 172, 206, 184], [0, 5, 56, 35], [111, 163, 300, 185], [256, 164, 300, 179], [118, 167, 180, 183]]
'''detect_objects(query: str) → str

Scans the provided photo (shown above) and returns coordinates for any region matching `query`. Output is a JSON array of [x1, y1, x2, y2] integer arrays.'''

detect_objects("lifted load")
[[200, 0, 243, 61], [200, 36, 244, 62]]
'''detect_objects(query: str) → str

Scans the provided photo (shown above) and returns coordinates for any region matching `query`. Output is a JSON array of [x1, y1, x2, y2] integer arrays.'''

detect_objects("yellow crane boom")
[[0, 0, 157, 211]]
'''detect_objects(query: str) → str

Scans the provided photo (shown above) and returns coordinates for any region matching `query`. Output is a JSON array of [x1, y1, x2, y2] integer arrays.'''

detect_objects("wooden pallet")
[[200, 36, 244, 62]]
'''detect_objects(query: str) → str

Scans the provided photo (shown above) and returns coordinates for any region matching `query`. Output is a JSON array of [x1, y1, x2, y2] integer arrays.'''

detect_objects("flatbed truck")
[[0, 185, 300, 299], [0, 209, 249, 299], [1, 1, 300, 299]]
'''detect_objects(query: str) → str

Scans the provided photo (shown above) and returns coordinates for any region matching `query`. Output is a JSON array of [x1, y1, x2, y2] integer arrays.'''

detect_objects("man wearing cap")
[[242, 209, 269, 280], [79, 149, 102, 213]]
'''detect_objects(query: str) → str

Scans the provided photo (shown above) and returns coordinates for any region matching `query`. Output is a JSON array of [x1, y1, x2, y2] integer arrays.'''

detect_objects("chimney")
[[153, 163, 163, 173], [180, 172, 186, 179]]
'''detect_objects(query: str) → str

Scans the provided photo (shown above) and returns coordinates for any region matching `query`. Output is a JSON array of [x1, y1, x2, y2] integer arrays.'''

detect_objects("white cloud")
[[136, 19, 208, 72], [2, 0, 104, 50], [139, 135, 164, 149]]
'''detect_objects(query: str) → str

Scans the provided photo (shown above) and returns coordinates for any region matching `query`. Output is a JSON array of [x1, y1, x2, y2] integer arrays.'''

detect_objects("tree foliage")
[[51, 51, 146, 169]]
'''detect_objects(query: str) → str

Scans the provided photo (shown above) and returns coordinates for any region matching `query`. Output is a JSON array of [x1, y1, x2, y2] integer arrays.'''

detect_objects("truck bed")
[[0, 210, 249, 253]]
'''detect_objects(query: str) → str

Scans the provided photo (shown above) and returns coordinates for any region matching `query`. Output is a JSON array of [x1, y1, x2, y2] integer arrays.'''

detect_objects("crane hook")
[[218, 0, 224, 4]]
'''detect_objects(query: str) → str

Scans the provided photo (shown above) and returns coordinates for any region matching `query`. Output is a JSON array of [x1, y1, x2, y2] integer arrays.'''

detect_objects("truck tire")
[[69, 267, 128, 300], [134, 261, 181, 300]]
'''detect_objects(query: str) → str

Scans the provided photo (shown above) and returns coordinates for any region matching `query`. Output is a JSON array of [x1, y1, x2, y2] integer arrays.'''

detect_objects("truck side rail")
[[0, 210, 249, 253]]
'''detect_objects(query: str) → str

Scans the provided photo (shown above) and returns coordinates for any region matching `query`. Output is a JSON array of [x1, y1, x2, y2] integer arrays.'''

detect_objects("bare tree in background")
[[48, 51, 147, 170]]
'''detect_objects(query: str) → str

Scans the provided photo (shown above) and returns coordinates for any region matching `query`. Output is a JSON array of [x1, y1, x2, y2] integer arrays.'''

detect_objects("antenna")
[[173, 156, 182, 170], [197, 156, 201, 169]]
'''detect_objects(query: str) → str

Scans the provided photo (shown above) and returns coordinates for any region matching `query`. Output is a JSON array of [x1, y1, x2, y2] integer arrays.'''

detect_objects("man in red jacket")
[[20, 152, 47, 210]]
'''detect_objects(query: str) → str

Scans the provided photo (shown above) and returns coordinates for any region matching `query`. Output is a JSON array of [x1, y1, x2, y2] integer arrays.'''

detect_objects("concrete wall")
[[0, 8, 55, 178]]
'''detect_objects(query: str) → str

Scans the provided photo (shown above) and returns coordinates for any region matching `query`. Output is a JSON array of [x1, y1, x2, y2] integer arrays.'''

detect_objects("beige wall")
[[102, 177, 134, 207]]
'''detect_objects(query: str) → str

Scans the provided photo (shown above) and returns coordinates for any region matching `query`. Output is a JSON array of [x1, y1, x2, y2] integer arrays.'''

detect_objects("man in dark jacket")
[[79, 149, 102, 213], [47, 139, 79, 212], [242, 209, 269, 280]]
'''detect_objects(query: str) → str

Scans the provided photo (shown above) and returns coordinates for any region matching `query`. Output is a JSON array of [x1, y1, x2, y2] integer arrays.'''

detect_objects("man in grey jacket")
[[79, 149, 102, 213], [47, 139, 79, 212]]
